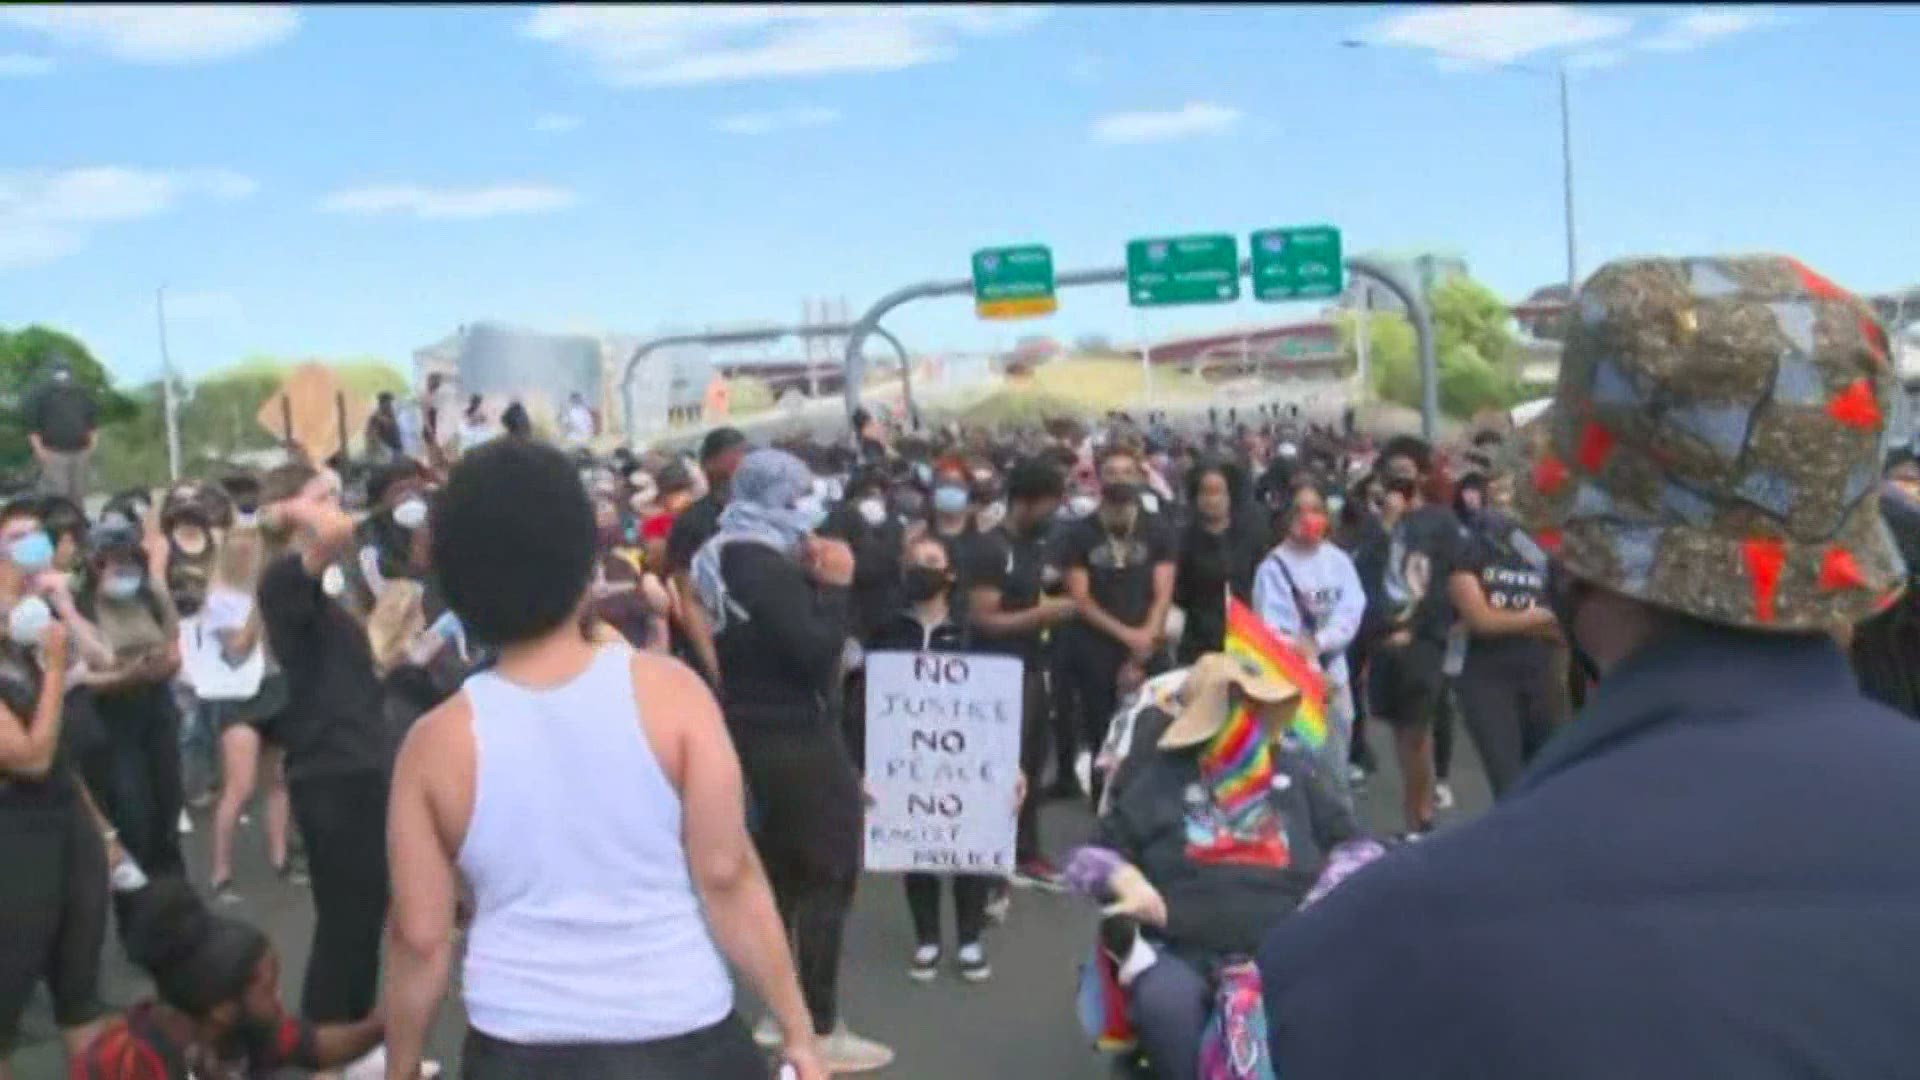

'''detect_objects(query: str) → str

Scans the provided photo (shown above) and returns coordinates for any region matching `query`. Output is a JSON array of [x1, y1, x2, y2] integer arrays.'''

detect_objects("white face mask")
[[856, 497, 887, 527], [976, 501, 1008, 533], [8, 596, 52, 648], [392, 498, 428, 531], [321, 565, 347, 599], [1067, 494, 1099, 519]]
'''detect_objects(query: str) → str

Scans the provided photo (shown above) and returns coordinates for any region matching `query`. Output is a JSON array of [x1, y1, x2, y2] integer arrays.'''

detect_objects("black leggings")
[[0, 800, 106, 1052], [1455, 656, 1562, 799], [1014, 667, 1050, 862], [1046, 637, 1079, 785], [904, 874, 991, 949], [731, 721, 861, 1036], [91, 684, 184, 878], [289, 771, 389, 1023], [463, 1014, 768, 1080], [1063, 636, 1126, 768]]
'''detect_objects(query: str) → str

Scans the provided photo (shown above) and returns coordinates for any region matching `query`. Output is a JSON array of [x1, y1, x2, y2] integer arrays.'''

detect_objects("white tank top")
[[457, 644, 733, 1043]]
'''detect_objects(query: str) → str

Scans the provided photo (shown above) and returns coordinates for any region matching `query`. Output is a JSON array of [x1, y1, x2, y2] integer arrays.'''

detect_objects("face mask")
[[1102, 481, 1140, 507], [1067, 494, 1099, 519], [911, 463, 933, 488], [793, 494, 828, 533], [321, 564, 346, 599], [857, 498, 887, 527], [976, 501, 1007, 533], [392, 498, 428, 531], [932, 485, 971, 516], [1196, 493, 1231, 521], [8, 596, 52, 648], [1293, 511, 1330, 545], [891, 489, 927, 521], [902, 566, 950, 604], [7, 532, 53, 573], [102, 572, 144, 601], [1327, 494, 1346, 518]]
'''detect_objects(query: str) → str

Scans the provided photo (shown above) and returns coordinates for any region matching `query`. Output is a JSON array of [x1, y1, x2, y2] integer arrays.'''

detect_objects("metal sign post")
[[841, 256, 1439, 438]]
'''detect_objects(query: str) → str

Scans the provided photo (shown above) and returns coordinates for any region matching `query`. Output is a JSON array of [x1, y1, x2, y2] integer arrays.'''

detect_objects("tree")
[[0, 325, 139, 471], [1338, 276, 1525, 418]]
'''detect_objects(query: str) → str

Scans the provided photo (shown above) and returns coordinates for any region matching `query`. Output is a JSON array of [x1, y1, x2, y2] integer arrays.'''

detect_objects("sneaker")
[[1433, 783, 1456, 812], [984, 883, 1012, 925], [819, 1025, 895, 1074], [177, 809, 194, 835], [908, 944, 941, 983], [1347, 764, 1371, 788], [276, 861, 310, 888], [752, 1014, 784, 1050], [1013, 857, 1067, 893], [957, 942, 991, 983], [210, 879, 241, 905]]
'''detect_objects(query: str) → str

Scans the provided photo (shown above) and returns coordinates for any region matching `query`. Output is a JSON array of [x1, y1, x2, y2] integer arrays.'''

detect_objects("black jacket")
[[713, 543, 849, 729]]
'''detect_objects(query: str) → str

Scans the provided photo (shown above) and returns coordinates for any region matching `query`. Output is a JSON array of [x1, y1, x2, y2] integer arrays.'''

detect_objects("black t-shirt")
[[1173, 524, 1264, 660], [0, 646, 75, 809], [1382, 505, 1464, 647], [258, 553, 393, 780], [24, 381, 97, 452], [1060, 512, 1178, 632], [666, 492, 725, 577], [1457, 512, 1552, 668], [930, 523, 987, 629], [820, 503, 905, 642], [966, 523, 1053, 661]]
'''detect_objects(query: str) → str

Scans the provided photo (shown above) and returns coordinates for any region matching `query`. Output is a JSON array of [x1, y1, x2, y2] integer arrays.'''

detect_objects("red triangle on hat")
[[1742, 538, 1786, 623], [1577, 421, 1616, 473], [1818, 546, 1867, 592], [1532, 453, 1570, 496], [1825, 379, 1881, 431]]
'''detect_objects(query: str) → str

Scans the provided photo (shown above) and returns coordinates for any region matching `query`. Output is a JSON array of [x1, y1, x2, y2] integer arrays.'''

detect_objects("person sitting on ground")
[[70, 879, 387, 1079], [1068, 652, 1360, 1080]]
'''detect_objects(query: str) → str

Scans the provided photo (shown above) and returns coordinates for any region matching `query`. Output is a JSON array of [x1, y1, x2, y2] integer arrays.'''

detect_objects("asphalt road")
[[9, 716, 1492, 1079]]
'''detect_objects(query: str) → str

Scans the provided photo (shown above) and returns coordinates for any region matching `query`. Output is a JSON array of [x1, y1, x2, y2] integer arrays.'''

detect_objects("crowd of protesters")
[[6, 252, 1920, 1079]]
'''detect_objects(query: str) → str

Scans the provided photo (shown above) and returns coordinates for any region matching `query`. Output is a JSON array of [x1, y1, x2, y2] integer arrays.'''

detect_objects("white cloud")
[[1091, 102, 1242, 145], [715, 105, 840, 136], [0, 54, 55, 77], [1357, 5, 1633, 66], [521, 5, 1046, 87], [533, 113, 582, 133], [0, 5, 299, 64], [318, 184, 579, 220], [0, 166, 256, 269], [1641, 8, 1782, 52]]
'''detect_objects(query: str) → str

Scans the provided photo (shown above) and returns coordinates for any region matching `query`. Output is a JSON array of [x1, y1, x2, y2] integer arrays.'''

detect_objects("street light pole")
[[1558, 62, 1578, 296], [155, 286, 182, 483]]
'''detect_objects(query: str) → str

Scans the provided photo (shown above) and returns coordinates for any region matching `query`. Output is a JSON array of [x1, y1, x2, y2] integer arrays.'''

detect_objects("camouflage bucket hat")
[[1515, 255, 1904, 631]]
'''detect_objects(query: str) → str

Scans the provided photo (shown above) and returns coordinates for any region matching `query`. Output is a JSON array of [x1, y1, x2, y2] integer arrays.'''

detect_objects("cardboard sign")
[[863, 650, 1023, 875]]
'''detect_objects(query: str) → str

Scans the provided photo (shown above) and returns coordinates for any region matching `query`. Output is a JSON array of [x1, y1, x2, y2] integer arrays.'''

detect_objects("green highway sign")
[[971, 245, 1058, 320], [1126, 234, 1241, 307], [1251, 225, 1344, 301]]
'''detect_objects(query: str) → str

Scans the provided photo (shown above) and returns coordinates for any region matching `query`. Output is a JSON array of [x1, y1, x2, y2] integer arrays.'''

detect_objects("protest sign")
[[863, 650, 1023, 875]]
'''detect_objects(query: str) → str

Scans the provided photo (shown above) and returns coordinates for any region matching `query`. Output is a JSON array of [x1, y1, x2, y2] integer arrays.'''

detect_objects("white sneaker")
[[984, 883, 1012, 925], [1074, 750, 1094, 799], [909, 944, 941, 983], [820, 1024, 895, 1074], [957, 942, 991, 983], [1434, 783, 1456, 812], [753, 1014, 784, 1050], [177, 809, 193, 835]]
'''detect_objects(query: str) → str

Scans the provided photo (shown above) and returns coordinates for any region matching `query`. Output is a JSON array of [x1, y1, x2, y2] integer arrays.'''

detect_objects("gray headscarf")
[[690, 449, 824, 635]]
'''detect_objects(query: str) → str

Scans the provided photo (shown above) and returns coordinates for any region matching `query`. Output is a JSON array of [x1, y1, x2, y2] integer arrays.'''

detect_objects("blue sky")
[[2, 4, 1915, 386]]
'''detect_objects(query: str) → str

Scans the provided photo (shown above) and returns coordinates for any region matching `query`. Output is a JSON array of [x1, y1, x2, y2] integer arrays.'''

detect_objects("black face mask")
[[902, 566, 950, 604], [1102, 481, 1140, 507]]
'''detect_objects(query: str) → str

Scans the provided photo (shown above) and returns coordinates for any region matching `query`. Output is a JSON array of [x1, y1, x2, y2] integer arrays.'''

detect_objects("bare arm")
[[1068, 567, 1143, 648], [1447, 572, 1557, 639], [272, 496, 358, 578], [41, 580, 115, 670], [968, 583, 1072, 640], [382, 701, 467, 1080], [671, 568, 721, 684], [0, 633, 68, 777], [654, 656, 818, 1055]]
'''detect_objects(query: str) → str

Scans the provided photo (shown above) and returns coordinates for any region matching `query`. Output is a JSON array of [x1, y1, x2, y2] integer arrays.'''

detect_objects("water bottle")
[[110, 850, 149, 893]]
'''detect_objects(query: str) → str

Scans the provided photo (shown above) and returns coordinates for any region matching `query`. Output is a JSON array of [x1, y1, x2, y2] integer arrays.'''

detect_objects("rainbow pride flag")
[[1221, 596, 1329, 751]]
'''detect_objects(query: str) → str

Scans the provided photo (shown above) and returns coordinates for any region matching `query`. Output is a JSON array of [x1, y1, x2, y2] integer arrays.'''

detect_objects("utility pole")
[[1354, 288, 1372, 406], [1559, 62, 1578, 295], [155, 287, 182, 482]]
